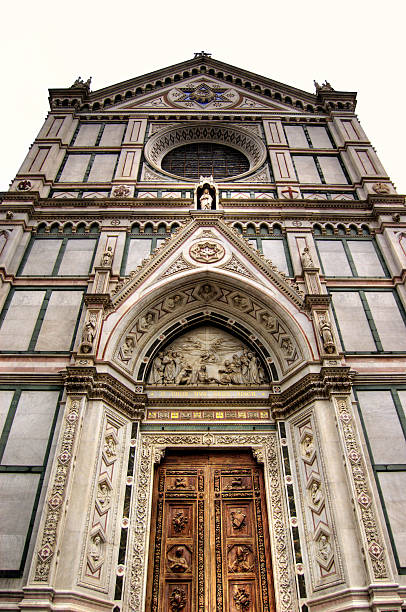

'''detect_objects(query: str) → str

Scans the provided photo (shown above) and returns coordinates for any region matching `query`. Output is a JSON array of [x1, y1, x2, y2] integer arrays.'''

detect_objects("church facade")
[[0, 54, 406, 612]]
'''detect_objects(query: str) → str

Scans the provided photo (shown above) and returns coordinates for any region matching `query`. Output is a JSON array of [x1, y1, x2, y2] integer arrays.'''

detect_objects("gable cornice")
[[110, 212, 305, 309]]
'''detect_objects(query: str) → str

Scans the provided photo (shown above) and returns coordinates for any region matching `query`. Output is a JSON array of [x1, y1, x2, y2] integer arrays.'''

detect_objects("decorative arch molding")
[[107, 276, 313, 380], [125, 431, 297, 612], [144, 123, 267, 182]]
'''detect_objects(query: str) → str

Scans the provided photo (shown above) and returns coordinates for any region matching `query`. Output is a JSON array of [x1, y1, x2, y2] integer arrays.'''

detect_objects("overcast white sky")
[[1, 0, 404, 193]]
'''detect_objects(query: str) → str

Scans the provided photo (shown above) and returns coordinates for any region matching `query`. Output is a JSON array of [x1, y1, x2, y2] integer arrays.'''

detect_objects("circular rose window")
[[144, 123, 267, 182]]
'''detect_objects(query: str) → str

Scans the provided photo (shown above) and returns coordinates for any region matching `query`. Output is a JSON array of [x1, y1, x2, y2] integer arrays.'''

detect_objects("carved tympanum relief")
[[147, 326, 268, 386]]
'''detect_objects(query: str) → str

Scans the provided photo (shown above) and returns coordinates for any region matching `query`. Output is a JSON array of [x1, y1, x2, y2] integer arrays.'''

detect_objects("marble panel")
[[2, 390, 59, 465], [331, 292, 376, 351], [348, 241, 385, 277], [35, 290, 83, 351], [0, 473, 40, 570], [99, 124, 125, 146], [316, 240, 352, 276], [124, 239, 152, 275], [0, 390, 14, 436], [292, 155, 321, 183], [261, 239, 289, 274], [377, 472, 406, 566], [0, 290, 46, 351], [285, 126, 308, 148], [307, 126, 333, 149], [357, 390, 406, 464], [318, 156, 348, 184], [365, 292, 406, 351], [397, 391, 406, 418], [87, 154, 118, 182], [59, 154, 90, 182], [21, 239, 62, 276], [58, 238, 96, 275], [74, 124, 101, 146]]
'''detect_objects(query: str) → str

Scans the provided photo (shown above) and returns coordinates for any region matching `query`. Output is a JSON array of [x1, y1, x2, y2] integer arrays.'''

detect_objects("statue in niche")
[[80, 314, 97, 353], [310, 481, 323, 506], [301, 247, 313, 269], [318, 534, 332, 560], [89, 534, 103, 562], [196, 177, 217, 211], [101, 245, 113, 267], [147, 327, 268, 387], [104, 435, 116, 458], [119, 336, 135, 363], [302, 434, 314, 458], [168, 546, 189, 573], [97, 483, 111, 509], [318, 313, 336, 354]]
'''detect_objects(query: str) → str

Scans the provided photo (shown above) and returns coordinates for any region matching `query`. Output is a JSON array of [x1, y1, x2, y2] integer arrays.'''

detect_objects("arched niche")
[[104, 277, 313, 381]]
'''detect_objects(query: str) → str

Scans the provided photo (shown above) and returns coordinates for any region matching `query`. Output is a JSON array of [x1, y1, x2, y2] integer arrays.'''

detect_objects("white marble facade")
[[0, 55, 405, 612]]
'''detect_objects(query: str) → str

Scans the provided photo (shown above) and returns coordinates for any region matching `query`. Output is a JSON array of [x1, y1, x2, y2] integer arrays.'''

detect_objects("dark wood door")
[[146, 450, 275, 612]]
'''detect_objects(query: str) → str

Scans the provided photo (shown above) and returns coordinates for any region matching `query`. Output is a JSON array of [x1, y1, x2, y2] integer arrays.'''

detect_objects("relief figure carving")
[[310, 481, 323, 506], [147, 327, 268, 386], [228, 545, 254, 573], [318, 313, 336, 354], [89, 534, 103, 562], [317, 534, 332, 561], [167, 546, 190, 573]]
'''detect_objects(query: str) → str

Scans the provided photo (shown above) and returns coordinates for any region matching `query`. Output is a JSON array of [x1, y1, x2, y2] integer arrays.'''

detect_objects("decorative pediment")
[[110, 215, 304, 308], [50, 56, 356, 114]]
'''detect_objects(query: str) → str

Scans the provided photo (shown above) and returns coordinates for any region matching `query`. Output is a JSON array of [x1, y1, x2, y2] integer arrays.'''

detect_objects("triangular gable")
[[107, 76, 303, 113], [110, 215, 304, 308]]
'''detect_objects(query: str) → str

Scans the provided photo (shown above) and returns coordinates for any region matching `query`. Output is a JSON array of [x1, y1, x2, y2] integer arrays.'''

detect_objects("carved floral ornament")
[[189, 240, 225, 263]]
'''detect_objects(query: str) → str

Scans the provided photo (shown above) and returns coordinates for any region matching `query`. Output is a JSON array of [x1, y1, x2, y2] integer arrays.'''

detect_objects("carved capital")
[[304, 294, 331, 310], [270, 367, 353, 418], [84, 293, 114, 310]]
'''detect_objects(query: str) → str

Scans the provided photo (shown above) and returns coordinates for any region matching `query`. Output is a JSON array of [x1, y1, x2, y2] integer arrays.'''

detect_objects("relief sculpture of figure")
[[147, 327, 268, 387], [168, 546, 189, 573], [89, 534, 103, 562], [101, 245, 113, 267], [229, 545, 254, 573]]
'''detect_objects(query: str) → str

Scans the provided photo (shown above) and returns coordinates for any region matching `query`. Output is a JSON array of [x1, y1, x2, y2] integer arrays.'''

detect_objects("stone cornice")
[[304, 294, 331, 309], [64, 366, 147, 420], [84, 293, 114, 309], [270, 366, 353, 418]]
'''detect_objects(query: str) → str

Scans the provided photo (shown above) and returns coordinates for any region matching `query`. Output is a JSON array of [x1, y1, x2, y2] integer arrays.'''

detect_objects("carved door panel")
[[146, 451, 274, 612]]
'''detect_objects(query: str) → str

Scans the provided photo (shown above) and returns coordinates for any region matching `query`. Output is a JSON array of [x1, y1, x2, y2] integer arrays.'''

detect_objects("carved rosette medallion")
[[189, 241, 225, 263]]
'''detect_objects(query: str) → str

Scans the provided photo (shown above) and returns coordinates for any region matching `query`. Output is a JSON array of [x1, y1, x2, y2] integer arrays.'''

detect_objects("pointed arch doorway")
[[145, 448, 276, 612]]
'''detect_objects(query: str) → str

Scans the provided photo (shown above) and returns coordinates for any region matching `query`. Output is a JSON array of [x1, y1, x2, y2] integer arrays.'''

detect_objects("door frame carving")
[[125, 432, 298, 612]]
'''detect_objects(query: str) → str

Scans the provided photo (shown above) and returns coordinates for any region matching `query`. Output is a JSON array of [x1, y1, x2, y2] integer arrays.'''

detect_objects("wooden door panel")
[[147, 452, 274, 612]]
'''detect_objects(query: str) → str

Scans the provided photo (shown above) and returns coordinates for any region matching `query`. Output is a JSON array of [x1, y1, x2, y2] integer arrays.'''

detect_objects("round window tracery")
[[162, 142, 250, 180], [144, 123, 267, 182]]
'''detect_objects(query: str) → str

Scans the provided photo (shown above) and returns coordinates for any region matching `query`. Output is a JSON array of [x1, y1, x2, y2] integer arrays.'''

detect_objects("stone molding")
[[270, 367, 353, 419], [125, 431, 297, 612], [64, 367, 147, 420]]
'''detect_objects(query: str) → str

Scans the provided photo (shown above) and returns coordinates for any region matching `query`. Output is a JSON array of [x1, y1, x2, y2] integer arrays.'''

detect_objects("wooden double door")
[[146, 450, 275, 612]]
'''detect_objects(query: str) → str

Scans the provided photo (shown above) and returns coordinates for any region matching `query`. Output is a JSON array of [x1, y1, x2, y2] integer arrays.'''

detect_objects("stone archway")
[[124, 431, 297, 612]]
